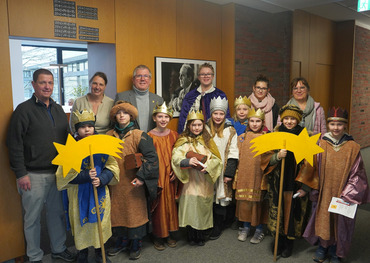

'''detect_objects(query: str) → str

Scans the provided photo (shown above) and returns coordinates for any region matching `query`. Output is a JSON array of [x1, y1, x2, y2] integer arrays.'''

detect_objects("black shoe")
[[129, 239, 142, 260], [77, 248, 88, 263], [95, 248, 111, 263], [209, 227, 222, 240], [281, 238, 294, 258], [51, 249, 77, 262], [107, 237, 130, 256], [313, 245, 328, 262], [30, 261, 42, 263], [271, 236, 285, 256]]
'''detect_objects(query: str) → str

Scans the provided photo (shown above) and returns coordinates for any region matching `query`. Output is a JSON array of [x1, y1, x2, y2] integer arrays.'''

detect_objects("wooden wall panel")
[[221, 4, 235, 115], [291, 10, 310, 78], [291, 10, 335, 113], [312, 63, 334, 112], [0, 0, 25, 261], [8, 0, 115, 43], [333, 21, 355, 116]]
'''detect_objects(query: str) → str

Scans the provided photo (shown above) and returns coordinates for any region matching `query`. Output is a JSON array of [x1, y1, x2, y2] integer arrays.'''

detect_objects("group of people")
[[6, 63, 369, 263]]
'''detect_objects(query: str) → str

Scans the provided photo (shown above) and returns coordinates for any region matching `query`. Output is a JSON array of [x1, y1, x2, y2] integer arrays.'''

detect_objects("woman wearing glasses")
[[285, 77, 326, 137], [248, 74, 279, 131], [178, 63, 230, 133]]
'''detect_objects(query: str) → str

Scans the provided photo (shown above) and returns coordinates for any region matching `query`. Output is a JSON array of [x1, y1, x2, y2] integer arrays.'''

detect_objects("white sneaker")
[[237, 227, 250, 242], [250, 229, 265, 244]]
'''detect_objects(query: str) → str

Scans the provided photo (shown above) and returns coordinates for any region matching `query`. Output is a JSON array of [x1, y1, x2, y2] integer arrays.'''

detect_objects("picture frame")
[[155, 57, 216, 117]]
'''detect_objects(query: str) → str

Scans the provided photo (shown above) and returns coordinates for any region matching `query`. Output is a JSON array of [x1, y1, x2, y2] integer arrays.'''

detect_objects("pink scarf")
[[249, 93, 275, 131]]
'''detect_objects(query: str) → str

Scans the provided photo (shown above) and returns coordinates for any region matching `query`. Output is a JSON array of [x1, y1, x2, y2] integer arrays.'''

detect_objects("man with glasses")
[[7, 69, 76, 262], [178, 62, 229, 133], [114, 65, 163, 132]]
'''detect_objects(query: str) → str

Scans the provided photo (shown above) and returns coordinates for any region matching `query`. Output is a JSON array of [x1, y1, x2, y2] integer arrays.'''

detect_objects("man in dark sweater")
[[7, 69, 75, 263]]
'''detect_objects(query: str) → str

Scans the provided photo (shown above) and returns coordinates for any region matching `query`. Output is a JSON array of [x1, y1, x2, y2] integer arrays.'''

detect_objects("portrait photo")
[[155, 57, 216, 117]]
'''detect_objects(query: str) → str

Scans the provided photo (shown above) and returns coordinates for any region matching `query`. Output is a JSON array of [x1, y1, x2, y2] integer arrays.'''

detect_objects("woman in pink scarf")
[[248, 75, 279, 131]]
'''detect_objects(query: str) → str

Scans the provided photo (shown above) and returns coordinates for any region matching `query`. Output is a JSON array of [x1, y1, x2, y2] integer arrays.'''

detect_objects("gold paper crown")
[[71, 109, 95, 127], [247, 108, 265, 120], [234, 96, 251, 108], [186, 110, 204, 121], [152, 102, 174, 118]]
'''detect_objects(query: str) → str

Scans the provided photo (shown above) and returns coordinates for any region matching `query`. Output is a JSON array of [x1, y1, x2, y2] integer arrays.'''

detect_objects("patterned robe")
[[303, 134, 370, 258]]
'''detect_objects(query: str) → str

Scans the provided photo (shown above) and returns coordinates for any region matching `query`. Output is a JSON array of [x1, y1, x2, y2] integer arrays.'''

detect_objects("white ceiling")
[[205, 0, 370, 29]]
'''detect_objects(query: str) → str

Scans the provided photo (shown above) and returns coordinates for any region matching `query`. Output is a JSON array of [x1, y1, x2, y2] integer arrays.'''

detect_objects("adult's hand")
[[17, 175, 31, 191]]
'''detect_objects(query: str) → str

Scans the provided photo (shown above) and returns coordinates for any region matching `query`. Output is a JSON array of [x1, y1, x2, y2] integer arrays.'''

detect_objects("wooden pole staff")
[[90, 145, 106, 263], [274, 140, 286, 262]]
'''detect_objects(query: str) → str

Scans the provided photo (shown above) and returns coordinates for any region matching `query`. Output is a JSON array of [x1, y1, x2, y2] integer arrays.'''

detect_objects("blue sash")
[[78, 154, 109, 226]]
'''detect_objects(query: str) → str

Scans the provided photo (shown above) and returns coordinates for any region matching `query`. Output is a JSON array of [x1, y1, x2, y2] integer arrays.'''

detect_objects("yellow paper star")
[[52, 134, 123, 177], [249, 128, 323, 166]]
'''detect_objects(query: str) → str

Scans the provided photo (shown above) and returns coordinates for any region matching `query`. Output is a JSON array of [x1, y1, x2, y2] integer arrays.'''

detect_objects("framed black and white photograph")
[[155, 57, 216, 117]]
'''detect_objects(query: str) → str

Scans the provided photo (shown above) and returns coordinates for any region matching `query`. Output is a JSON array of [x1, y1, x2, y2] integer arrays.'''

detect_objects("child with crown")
[[147, 102, 180, 251], [263, 104, 318, 258], [171, 109, 222, 246], [206, 96, 239, 240], [228, 95, 252, 136], [106, 101, 159, 260], [304, 107, 370, 263], [56, 109, 120, 262], [234, 108, 269, 244]]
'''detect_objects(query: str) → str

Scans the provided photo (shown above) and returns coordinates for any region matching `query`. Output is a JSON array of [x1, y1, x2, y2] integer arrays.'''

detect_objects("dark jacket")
[[7, 95, 69, 179]]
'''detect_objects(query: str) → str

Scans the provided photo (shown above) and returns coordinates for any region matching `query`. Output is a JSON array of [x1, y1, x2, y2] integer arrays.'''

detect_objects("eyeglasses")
[[198, 73, 214, 77], [255, 86, 268, 91], [134, 74, 151, 79], [292, 86, 307, 92]]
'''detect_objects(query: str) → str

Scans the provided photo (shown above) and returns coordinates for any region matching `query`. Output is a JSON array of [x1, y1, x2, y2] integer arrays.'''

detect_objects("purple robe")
[[177, 87, 230, 133], [303, 139, 370, 258]]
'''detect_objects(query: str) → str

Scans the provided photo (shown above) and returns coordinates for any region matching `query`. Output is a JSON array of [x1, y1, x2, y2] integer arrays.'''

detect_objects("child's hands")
[[277, 149, 287, 159], [89, 168, 101, 187], [131, 178, 144, 187], [189, 157, 198, 167], [294, 189, 307, 198], [92, 177, 101, 187], [224, 177, 232, 183], [169, 171, 176, 182]]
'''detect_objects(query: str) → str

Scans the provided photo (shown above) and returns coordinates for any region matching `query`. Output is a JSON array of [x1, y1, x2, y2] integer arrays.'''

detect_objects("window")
[[21, 45, 88, 106]]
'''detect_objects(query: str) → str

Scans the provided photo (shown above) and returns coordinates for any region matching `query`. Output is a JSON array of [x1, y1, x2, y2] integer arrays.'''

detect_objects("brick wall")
[[235, 5, 292, 108], [351, 26, 370, 148]]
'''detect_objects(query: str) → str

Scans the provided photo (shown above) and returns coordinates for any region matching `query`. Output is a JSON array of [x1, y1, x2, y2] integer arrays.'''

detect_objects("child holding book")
[[171, 110, 222, 246], [106, 101, 159, 260]]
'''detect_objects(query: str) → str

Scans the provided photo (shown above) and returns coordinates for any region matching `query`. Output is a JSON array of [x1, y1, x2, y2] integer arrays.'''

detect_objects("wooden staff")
[[274, 140, 286, 262], [90, 145, 106, 263]]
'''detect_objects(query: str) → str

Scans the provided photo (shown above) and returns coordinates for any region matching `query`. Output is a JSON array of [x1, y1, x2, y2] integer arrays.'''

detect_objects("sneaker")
[[237, 227, 250, 242], [107, 238, 129, 256], [166, 237, 177, 248], [129, 239, 142, 260], [250, 229, 265, 244], [313, 245, 328, 262], [51, 249, 77, 262], [153, 238, 165, 251]]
